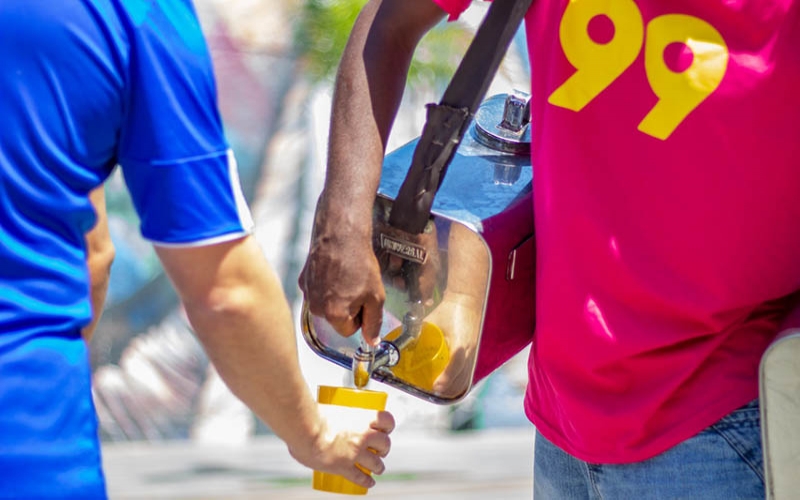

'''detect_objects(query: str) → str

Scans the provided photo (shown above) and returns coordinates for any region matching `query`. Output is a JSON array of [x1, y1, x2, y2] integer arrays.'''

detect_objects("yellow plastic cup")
[[312, 386, 388, 495], [384, 321, 450, 392]]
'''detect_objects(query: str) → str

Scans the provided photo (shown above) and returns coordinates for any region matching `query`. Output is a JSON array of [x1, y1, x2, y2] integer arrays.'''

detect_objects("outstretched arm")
[[299, 0, 447, 344], [155, 236, 394, 488]]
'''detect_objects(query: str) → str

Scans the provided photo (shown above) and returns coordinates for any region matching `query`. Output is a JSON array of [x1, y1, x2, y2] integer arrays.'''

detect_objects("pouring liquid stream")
[[352, 339, 373, 389]]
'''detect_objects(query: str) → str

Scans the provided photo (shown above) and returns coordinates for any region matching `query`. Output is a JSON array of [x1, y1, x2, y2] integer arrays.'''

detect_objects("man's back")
[[0, 0, 124, 336], [0, 0, 232, 338], [0, 2, 240, 496]]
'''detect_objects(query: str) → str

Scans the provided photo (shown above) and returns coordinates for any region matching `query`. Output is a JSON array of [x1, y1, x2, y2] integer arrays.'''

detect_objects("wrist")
[[285, 404, 326, 465], [315, 195, 374, 242]]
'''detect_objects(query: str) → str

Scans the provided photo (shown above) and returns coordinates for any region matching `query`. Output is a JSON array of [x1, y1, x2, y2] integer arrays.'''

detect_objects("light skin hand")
[[298, 0, 446, 345], [155, 236, 395, 487], [295, 404, 395, 481]]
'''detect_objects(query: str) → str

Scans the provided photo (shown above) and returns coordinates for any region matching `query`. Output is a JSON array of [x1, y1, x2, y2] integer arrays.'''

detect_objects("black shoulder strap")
[[388, 0, 533, 234]]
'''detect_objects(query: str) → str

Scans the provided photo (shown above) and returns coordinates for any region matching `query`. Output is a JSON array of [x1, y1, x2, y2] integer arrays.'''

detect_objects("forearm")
[[319, 0, 446, 232], [82, 187, 115, 342], [156, 237, 322, 451], [83, 258, 112, 342], [159, 236, 395, 485], [189, 277, 320, 449], [300, 1, 447, 340]]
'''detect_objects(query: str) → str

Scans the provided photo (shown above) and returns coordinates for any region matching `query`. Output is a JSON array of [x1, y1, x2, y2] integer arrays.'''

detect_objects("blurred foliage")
[[293, 0, 473, 91]]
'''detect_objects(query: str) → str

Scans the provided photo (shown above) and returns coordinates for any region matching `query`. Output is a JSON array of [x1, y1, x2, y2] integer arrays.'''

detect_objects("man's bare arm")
[[82, 186, 115, 342], [300, 0, 446, 343], [155, 236, 394, 488]]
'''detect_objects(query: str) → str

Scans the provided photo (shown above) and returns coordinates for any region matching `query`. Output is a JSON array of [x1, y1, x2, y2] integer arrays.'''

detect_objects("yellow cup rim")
[[317, 385, 387, 410]]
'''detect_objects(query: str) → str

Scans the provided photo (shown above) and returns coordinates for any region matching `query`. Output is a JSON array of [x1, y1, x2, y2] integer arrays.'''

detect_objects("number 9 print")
[[548, 0, 730, 140]]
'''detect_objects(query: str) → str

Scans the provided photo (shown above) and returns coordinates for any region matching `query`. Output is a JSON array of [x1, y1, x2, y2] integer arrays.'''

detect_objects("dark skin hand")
[[302, 202, 386, 343], [298, 0, 446, 345]]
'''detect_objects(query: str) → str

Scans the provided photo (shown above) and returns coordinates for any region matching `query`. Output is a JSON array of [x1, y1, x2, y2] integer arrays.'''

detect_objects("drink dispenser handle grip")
[[387, 0, 533, 235]]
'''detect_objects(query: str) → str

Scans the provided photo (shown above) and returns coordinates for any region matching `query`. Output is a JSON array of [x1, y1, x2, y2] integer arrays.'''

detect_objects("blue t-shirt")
[[0, 0, 252, 496]]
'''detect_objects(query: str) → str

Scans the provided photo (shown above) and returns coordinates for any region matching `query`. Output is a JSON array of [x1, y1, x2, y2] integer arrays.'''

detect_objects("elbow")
[[82, 240, 115, 342], [89, 243, 115, 289], [181, 283, 261, 337], [99, 243, 115, 279]]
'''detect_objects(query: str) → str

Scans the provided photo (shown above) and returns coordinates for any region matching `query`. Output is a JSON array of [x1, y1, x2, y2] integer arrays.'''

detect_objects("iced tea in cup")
[[313, 386, 388, 495]]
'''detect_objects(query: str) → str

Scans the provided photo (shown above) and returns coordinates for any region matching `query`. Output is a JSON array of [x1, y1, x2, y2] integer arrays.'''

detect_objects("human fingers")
[[339, 463, 377, 489], [371, 410, 395, 434], [355, 446, 386, 476], [299, 259, 345, 324], [363, 428, 392, 460], [359, 290, 385, 346], [324, 302, 363, 337]]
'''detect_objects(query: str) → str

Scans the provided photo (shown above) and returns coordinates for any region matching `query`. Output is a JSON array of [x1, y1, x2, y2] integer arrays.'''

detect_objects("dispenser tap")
[[352, 340, 398, 389], [351, 301, 425, 389]]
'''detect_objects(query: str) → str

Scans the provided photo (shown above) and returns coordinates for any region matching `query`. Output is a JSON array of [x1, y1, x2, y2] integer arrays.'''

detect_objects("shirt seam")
[[119, 148, 229, 168]]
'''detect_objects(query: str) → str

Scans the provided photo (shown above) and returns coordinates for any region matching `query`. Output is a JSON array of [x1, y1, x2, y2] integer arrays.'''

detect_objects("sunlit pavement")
[[102, 426, 534, 499]]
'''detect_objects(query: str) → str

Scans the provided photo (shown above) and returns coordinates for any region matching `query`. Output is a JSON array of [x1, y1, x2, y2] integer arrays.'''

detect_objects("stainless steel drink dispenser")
[[302, 91, 535, 404]]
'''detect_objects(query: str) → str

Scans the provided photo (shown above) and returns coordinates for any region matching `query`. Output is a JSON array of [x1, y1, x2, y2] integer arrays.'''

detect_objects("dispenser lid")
[[473, 91, 532, 155]]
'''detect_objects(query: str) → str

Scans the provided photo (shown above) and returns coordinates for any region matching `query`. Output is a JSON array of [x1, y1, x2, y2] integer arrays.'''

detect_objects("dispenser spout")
[[352, 340, 398, 389], [351, 301, 424, 388]]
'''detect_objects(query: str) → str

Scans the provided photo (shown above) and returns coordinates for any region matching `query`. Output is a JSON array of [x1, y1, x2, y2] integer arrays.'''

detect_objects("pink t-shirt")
[[434, 0, 800, 462]]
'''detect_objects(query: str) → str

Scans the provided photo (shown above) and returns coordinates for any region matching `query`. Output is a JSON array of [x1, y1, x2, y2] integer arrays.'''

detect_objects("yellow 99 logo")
[[547, 0, 730, 140]]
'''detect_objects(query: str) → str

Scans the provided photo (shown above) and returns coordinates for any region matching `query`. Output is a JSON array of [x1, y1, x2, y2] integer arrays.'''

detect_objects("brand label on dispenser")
[[379, 233, 428, 264]]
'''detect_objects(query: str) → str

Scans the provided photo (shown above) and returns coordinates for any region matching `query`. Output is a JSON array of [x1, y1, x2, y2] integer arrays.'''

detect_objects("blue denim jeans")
[[533, 400, 764, 499]]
